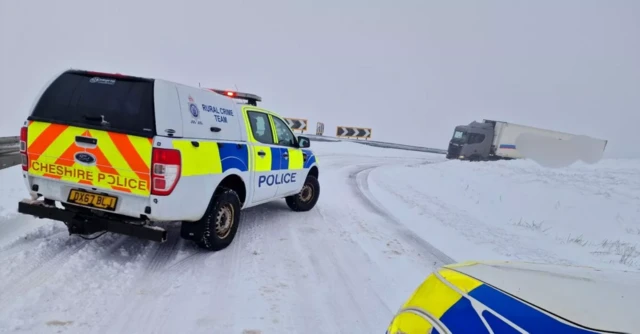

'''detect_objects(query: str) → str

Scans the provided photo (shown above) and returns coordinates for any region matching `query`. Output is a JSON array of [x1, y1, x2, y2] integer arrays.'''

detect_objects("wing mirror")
[[297, 136, 311, 148]]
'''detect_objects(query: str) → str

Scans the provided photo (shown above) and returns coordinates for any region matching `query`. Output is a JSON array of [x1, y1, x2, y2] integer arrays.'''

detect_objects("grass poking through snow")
[[512, 218, 551, 233], [625, 227, 640, 236], [596, 239, 639, 266], [566, 234, 588, 247]]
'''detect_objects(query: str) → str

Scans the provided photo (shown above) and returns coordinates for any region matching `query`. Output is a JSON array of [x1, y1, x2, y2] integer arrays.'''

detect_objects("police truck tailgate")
[[22, 70, 155, 215]]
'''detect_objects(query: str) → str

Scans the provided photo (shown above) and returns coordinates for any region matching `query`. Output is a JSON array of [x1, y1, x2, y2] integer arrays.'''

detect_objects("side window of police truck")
[[271, 117, 297, 147], [247, 111, 274, 144], [29, 71, 156, 137]]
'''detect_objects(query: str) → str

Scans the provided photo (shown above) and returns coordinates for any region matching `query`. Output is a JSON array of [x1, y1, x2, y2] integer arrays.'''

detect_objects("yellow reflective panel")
[[438, 268, 483, 294], [387, 311, 435, 334], [252, 145, 272, 172], [287, 148, 304, 170], [173, 140, 222, 176], [401, 273, 463, 320]]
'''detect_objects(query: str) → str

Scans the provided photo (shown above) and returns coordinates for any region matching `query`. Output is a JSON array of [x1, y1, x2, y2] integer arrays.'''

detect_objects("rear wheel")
[[194, 188, 241, 251], [285, 175, 320, 212]]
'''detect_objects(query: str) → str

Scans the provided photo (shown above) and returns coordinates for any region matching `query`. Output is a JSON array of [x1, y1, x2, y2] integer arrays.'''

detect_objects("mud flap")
[[180, 220, 205, 241]]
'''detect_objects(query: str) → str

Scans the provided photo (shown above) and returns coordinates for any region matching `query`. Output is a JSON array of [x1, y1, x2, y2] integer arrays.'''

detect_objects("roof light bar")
[[207, 88, 262, 106]]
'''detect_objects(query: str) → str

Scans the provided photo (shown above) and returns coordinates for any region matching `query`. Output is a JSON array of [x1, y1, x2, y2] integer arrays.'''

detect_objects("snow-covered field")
[[0, 141, 638, 333]]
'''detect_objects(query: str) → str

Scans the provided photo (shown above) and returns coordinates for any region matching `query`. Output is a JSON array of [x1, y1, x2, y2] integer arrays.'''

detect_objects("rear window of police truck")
[[29, 71, 156, 137]]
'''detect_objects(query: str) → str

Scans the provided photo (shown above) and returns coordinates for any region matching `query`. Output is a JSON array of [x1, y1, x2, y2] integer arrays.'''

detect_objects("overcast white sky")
[[1, 0, 638, 158]]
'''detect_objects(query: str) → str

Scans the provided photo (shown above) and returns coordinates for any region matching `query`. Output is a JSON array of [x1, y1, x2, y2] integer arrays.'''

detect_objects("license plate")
[[67, 189, 118, 211]]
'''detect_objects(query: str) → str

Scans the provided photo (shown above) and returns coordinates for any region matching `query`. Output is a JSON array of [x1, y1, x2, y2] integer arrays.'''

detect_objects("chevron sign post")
[[316, 122, 325, 136], [336, 126, 372, 140], [285, 118, 308, 133]]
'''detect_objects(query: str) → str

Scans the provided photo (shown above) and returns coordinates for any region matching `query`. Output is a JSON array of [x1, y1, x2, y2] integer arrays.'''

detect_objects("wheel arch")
[[215, 173, 247, 206], [308, 165, 319, 180]]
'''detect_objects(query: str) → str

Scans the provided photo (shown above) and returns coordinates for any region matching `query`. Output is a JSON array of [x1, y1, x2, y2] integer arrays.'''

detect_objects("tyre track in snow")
[[282, 203, 393, 333], [95, 224, 208, 333], [111, 207, 284, 334], [248, 157, 448, 333], [0, 238, 89, 308], [348, 164, 455, 266], [145, 235, 248, 334], [0, 228, 67, 264], [131, 157, 437, 333], [0, 233, 131, 317]]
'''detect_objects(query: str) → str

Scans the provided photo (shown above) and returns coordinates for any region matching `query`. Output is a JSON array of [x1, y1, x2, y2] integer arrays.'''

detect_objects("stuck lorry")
[[17, 69, 320, 251], [446, 119, 608, 161]]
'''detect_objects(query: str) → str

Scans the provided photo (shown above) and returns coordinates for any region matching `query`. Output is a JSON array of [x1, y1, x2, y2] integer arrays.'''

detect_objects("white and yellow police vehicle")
[[17, 69, 320, 251], [387, 261, 640, 334]]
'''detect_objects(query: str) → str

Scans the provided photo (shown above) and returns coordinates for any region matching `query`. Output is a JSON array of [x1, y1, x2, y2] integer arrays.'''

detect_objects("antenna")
[[199, 82, 201, 88]]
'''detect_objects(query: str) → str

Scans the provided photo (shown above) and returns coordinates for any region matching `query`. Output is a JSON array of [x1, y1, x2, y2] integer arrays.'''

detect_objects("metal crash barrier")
[[0, 136, 21, 170]]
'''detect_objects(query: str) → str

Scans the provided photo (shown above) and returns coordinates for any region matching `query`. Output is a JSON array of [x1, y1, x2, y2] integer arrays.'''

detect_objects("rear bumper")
[[23, 174, 151, 219], [18, 199, 167, 242]]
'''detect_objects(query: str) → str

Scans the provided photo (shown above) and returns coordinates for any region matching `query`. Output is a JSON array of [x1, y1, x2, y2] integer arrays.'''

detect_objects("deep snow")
[[0, 141, 638, 333], [367, 158, 640, 272]]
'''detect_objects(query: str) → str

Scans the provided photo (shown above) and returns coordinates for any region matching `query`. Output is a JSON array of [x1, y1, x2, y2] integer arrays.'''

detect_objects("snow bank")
[[367, 158, 640, 271]]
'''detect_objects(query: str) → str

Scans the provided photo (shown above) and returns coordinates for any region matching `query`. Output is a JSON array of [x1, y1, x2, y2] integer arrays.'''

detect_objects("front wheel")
[[194, 188, 241, 251], [285, 175, 320, 212]]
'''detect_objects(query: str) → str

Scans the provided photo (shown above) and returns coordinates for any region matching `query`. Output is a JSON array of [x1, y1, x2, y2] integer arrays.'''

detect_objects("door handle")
[[282, 152, 289, 159], [257, 150, 266, 157], [75, 136, 97, 145]]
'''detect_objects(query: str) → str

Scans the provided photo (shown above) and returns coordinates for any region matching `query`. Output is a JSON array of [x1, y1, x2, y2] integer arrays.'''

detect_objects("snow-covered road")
[[0, 141, 638, 334]]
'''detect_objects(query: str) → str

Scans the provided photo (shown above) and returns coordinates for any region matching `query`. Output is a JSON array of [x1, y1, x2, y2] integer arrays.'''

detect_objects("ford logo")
[[74, 152, 97, 165]]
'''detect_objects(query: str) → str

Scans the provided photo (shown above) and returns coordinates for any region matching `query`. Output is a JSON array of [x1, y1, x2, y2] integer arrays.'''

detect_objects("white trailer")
[[488, 120, 581, 159], [446, 119, 608, 162]]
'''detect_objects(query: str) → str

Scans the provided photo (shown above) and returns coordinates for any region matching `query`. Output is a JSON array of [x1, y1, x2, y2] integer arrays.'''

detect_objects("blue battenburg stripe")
[[481, 310, 520, 333], [302, 149, 316, 169], [440, 296, 490, 334], [280, 148, 289, 170], [219, 142, 249, 172], [469, 284, 601, 333], [270, 147, 282, 170]]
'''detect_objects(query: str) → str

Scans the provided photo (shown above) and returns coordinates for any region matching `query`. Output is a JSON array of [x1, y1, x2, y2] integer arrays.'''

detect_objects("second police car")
[[386, 261, 640, 334], [17, 69, 320, 251]]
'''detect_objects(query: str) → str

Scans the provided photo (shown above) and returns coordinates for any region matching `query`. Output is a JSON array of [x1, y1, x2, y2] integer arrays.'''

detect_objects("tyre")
[[285, 174, 320, 212], [194, 188, 241, 251]]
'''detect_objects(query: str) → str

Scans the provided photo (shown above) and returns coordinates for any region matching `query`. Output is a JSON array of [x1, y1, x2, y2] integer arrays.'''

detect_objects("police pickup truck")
[[17, 69, 320, 251]]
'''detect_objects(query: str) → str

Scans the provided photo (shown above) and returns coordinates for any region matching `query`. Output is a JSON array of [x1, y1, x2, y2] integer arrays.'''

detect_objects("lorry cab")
[[446, 121, 494, 161], [18, 69, 320, 251]]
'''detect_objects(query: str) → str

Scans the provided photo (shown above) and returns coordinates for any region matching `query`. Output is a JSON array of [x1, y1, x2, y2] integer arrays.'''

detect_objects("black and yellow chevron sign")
[[336, 126, 372, 139], [285, 118, 308, 132]]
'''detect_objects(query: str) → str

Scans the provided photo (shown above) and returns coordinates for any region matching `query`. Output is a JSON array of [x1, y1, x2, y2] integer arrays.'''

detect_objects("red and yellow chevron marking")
[[26, 121, 153, 196]]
